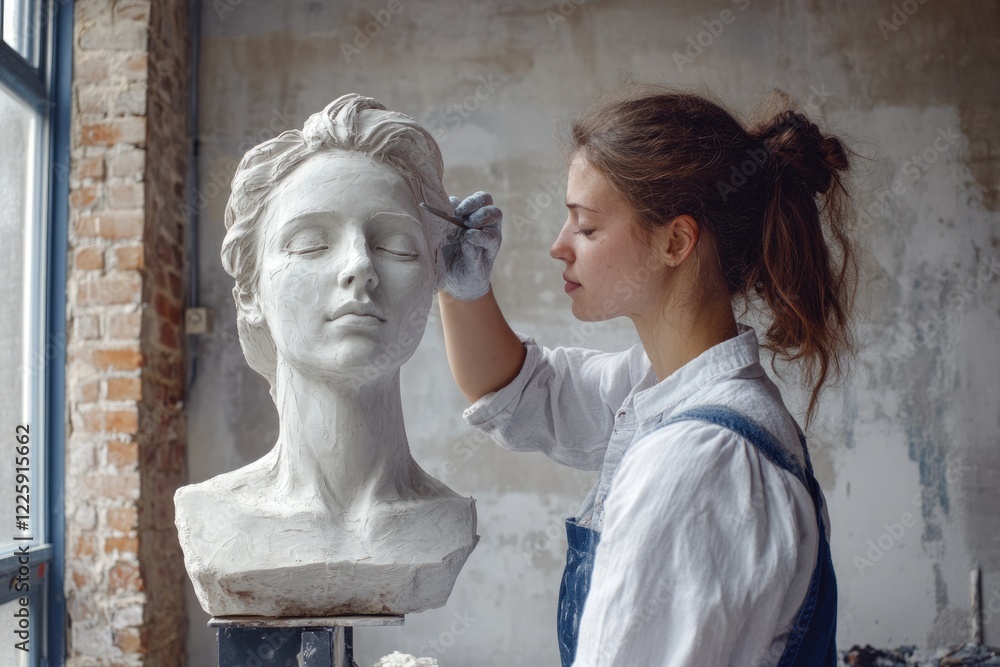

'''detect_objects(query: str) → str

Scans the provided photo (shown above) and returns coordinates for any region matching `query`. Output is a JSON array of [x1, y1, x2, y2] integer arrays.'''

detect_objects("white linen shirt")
[[462, 323, 828, 666]]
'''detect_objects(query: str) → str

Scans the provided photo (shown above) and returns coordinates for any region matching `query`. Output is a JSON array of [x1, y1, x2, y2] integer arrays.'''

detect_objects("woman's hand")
[[441, 191, 502, 301]]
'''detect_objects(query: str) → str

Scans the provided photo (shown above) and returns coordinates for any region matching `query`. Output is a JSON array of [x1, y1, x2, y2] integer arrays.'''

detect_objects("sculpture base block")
[[210, 615, 403, 667], [190, 536, 477, 617]]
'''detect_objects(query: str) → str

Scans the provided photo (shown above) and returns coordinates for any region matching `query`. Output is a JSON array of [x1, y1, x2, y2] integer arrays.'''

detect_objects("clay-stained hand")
[[441, 191, 502, 301]]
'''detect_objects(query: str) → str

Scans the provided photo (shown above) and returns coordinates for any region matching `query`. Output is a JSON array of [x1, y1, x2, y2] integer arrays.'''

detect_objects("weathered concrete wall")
[[187, 1, 1000, 664]]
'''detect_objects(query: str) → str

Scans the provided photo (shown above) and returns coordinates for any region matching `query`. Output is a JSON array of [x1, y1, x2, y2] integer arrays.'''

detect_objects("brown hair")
[[571, 87, 858, 428]]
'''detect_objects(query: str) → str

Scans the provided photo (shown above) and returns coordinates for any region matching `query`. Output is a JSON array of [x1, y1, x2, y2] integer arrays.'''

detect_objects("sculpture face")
[[253, 151, 436, 378]]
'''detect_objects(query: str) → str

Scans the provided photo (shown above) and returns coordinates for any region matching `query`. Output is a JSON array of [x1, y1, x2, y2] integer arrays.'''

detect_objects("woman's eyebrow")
[[566, 201, 600, 214]]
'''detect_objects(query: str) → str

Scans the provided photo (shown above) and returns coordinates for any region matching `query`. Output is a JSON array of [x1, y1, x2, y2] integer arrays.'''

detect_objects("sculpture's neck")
[[271, 362, 412, 513]]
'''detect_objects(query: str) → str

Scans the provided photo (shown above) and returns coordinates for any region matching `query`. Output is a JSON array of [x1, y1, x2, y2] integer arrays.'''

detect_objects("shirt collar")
[[631, 322, 761, 423]]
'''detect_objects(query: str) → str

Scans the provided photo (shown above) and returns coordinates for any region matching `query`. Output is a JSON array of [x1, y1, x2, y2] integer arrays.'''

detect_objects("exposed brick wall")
[[66, 0, 191, 664]]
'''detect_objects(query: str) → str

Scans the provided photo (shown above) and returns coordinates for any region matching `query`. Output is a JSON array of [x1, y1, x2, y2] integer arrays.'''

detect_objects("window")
[[0, 0, 71, 664]]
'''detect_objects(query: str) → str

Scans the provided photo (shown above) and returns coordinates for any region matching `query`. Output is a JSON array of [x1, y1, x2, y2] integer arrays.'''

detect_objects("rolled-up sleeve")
[[462, 332, 646, 471]]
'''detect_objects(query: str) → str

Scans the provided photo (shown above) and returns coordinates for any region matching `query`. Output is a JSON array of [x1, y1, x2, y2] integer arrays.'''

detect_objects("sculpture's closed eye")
[[288, 245, 330, 255], [284, 229, 329, 255], [376, 233, 420, 259]]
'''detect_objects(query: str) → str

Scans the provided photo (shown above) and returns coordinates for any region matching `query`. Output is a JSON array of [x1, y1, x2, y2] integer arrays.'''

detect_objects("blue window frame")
[[0, 0, 71, 665]]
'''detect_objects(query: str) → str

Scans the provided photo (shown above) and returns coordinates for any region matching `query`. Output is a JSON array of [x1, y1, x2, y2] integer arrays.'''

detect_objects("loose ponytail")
[[570, 87, 858, 428], [746, 109, 857, 427]]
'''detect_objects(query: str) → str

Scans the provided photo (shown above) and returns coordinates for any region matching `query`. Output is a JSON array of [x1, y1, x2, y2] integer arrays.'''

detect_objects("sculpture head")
[[221, 94, 452, 395]]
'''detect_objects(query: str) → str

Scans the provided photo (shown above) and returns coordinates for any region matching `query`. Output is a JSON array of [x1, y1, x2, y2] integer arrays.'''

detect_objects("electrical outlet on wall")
[[185, 307, 213, 335]]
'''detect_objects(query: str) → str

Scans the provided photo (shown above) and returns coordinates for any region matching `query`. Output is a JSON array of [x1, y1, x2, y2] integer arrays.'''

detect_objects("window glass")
[[3, 0, 40, 66], [0, 86, 37, 554], [0, 598, 32, 666]]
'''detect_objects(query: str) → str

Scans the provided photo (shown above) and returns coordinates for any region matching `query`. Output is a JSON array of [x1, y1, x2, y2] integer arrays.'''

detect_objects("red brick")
[[80, 408, 139, 434], [106, 377, 141, 401], [80, 118, 145, 146], [107, 149, 145, 178], [77, 272, 142, 306], [109, 561, 143, 592], [74, 246, 105, 271], [114, 0, 150, 22], [153, 233, 175, 265], [104, 535, 138, 555], [153, 292, 181, 322], [114, 626, 146, 654], [70, 185, 99, 209], [158, 322, 178, 348], [87, 346, 144, 371], [85, 471, 139, 499], [74, 534, 96, 558], [75, 313, 101, 340], [166, 270, 182, 295], [115, 85, 146, 115], [123, 53, 148, 80], [113, 244, 144, 269], [74, 56, 110, 84], [108, 311, 142, 339], [108, 507, 138, 532], [79, 24, 147, 51], [108, 440, 138, 468], [77, 380, 100, 403], [74, 211, 144, 240], [153, 358, 180, 384], [75, 155, 105, 180], [107, 182, 144, 209], [80, 122, 121, 146], [66, 437, 98, 471], [116, 117, 147, 145], [76, 87, 108, 115], [71, 567, 88, 590]]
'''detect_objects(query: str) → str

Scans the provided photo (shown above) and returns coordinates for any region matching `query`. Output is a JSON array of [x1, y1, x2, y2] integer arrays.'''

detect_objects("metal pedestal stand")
[[210, 615, 405, 667]]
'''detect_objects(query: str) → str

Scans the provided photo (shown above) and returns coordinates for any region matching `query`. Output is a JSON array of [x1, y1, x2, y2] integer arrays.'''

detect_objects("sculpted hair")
[[571, 87, 858, 427], [221, 93, 452, 396]]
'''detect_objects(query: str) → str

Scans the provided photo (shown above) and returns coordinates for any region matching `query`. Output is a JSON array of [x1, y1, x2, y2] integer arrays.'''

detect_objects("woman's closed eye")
[[574, 228, 595, 237]]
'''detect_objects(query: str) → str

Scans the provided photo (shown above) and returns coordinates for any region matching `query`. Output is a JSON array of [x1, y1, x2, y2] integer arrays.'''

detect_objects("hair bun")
[[753, 110, 849, 196]]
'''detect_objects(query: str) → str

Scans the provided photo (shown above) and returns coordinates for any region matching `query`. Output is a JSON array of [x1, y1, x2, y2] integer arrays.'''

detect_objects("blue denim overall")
[[557, 404, 838, 666]]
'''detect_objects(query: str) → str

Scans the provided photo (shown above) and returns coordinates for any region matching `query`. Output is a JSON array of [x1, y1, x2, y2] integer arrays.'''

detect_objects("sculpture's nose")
[[337, 230, 378, 292]]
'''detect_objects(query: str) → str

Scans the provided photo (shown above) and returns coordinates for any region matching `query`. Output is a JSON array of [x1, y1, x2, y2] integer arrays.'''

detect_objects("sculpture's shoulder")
[[363, 491, 477, 561], [174, 475, 227, 508], [174, 457, 273, 512]]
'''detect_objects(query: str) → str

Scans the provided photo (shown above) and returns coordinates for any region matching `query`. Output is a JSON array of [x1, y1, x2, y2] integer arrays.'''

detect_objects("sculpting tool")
[[420, 202, 471, 230]]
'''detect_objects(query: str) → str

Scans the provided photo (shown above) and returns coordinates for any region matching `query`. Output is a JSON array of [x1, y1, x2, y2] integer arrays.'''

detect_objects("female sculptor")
[[174, 94, 478, 617]]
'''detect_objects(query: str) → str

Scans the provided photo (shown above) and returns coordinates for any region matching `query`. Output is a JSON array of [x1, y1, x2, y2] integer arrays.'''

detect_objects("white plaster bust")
[[174, 94, 478, 617]]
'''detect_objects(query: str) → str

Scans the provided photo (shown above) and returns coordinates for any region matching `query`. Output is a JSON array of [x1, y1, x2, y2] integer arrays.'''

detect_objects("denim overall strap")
[[656, 405, 838, 666], [556, 516, 600, 667]]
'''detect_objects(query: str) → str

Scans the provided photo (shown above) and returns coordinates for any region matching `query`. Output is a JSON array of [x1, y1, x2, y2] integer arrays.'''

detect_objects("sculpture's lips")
[[327, 301, 386, 322]]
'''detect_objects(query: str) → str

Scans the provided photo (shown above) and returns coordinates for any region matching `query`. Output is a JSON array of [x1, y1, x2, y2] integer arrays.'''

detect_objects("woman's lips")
[[563, 277, 582, 293]]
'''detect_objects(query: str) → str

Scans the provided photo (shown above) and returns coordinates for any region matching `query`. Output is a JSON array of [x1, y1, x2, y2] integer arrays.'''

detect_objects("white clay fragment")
[[372, 651, 439, 667], [174, 94, 478, 617]]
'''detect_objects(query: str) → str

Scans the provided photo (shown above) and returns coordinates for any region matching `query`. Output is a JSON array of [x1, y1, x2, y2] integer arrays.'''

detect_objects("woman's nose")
[[338, 235, 378, 291], [549, 218, 574, 263]]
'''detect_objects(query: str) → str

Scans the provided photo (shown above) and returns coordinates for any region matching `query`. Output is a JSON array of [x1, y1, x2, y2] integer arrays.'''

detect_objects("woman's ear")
[[234, 286, 265, 327], [660, 214, 700, 267]]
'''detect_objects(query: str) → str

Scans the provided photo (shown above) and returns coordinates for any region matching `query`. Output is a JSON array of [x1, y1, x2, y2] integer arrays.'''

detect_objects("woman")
[[175, 94, 478, 618], [439, 88, 857, 665]]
